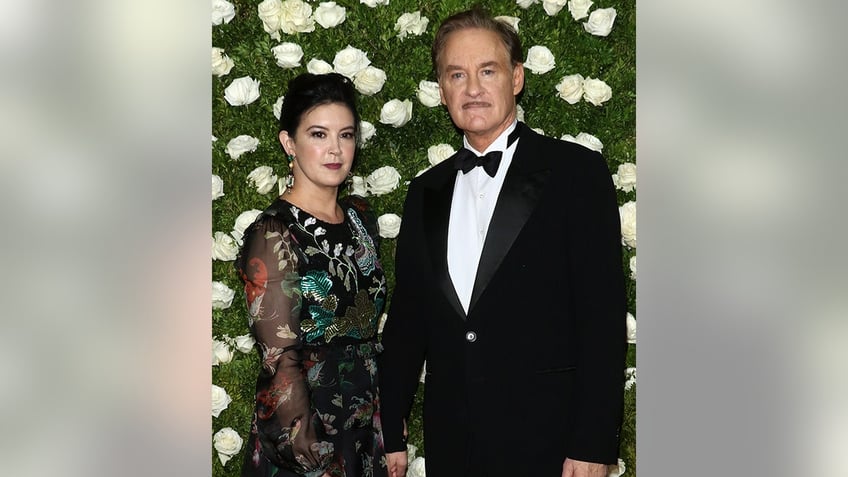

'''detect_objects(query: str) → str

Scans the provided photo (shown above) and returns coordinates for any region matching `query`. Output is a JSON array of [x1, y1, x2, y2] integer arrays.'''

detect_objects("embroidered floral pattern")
[[236, 196, 387, 477]]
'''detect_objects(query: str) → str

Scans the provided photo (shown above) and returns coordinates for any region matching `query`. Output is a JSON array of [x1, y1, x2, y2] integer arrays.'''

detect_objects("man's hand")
[[561, 458, 610, 477], [386, 451, 408, 477]]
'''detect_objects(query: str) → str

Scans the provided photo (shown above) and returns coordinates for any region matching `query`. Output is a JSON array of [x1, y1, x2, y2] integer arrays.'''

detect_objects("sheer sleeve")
[[236, 214, 334, 474]]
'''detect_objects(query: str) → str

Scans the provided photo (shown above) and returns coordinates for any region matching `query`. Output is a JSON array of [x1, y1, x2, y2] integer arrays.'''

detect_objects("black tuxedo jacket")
[[379, 124, 627, 477]]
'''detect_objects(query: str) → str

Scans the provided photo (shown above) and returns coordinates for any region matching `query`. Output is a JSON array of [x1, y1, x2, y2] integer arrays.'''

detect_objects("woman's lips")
[[325, 163, 342, 170]]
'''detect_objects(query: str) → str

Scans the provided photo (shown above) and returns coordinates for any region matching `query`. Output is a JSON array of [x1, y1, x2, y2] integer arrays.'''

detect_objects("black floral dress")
[[235, 195, 388, 477]]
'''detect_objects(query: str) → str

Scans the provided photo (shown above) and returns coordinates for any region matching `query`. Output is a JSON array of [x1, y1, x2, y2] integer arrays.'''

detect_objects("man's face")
[[437, 28, 524, 145]]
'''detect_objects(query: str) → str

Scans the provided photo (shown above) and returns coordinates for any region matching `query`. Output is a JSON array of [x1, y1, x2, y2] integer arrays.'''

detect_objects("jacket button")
[[465, 331, 477, 342]]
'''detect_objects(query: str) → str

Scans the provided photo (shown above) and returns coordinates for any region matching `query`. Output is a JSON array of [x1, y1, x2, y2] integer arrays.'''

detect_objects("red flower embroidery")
[[243, 257, 268, 310]]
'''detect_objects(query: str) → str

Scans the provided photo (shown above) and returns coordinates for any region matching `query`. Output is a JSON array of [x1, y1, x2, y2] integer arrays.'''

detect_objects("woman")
[[236, 73, 388, 477]]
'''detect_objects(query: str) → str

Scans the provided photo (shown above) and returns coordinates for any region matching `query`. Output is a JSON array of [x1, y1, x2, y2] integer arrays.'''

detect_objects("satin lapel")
[[423, 172, 467, 320], [468, 136, 551, 312]]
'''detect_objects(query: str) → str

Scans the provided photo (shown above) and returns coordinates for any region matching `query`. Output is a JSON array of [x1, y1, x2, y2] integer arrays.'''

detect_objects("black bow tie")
[[453, 123, 523, 178], [454, 149, 502, 177]]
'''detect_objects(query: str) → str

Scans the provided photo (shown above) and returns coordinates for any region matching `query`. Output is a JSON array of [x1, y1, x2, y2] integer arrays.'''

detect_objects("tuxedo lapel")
[[469, 129, 551, 312], [422, 168, 467, 320]]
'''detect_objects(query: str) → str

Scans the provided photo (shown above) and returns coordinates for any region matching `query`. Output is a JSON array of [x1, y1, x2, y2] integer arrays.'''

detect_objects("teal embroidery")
[[347, 208, 378, 276]]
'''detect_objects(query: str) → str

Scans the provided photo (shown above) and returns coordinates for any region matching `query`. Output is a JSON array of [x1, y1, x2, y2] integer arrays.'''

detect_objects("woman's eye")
[[341, 132, 355, 139], [311, 131, 326, 138]]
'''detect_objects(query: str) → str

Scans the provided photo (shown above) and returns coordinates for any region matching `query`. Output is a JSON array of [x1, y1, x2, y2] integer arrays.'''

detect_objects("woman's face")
[[279, 102, 356, 193]]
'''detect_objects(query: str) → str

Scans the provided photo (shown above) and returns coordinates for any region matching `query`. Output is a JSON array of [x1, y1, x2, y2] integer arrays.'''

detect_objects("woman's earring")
[[282, 153, 295, 193]]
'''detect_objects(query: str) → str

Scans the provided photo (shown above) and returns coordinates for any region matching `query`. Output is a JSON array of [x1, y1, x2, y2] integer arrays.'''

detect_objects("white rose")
[[350, 176, 369, 196], [212, 384, 232, 418], [233, 334, 256, 353], [212, 174, 224, 200], [247, 165, 278, 194], [212, 134, 218, 142], [314, 2, 346, 29], [212, 282, 236, 310], [333, 45, 371, 79], [525, 45, 556, 74], [624, 367, 636, 391], [212, 338, 234, 365], [379, 99, 413, 128], [583, 7, 617, 37], [582, 77, 612, 106], [212, 0, 236, 26], [271, 42, 304, 68], [212, 231, 239, 261], [360, 0, 388, 7], [612, 162, 636, 192], [568, 0, 593, 21], [306, 58, 333, 74], [575, 132, 604, 152], [516, 104, 525, 122], [419, 361, 427, 384], [354, 66, 387, 96], [224, 76, 261, 106], [377, 213, 402, 238], [212, 47, 235, 77], [395, 12, 429, 39], [542, 0, 567, 16], [416, 80, 441, 108], [225, 135, 259, 159], [494, 15, 520, 32], [626, 312, 636, 344], [608, 458, 626, 477], [231, 209, 263, 245], [427, 143, 456, 166], [532, 127, 545, 136], [406, 443, 418, 462], [516, 0, 539, 9], [555, 74, 584, 104], [366, 166, 401, 195], [562, 131, 603, 152], [629, 255, 636, 279], [273, 95, 285, 120], [213, 427, 243, 466], [279, 0, 315, 34], [415, 167, 431, 177], [619, 201, 636, 248], [257, 0, 283, 40], [408, 457, 426, 477], [358, 120, 376, 147]]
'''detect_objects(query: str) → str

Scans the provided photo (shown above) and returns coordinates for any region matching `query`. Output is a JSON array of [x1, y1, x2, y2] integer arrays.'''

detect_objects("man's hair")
[[431, 6, 523, 78]]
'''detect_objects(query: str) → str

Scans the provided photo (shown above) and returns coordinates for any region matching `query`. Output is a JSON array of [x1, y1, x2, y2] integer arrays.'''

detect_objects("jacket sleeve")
[[236, 215, 334, 474], [564, 152, 628, 464], [378, 181, 428, 453]]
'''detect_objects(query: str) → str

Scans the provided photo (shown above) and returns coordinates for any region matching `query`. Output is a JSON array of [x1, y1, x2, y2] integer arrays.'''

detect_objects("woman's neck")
[[283, 186, 343, 224]]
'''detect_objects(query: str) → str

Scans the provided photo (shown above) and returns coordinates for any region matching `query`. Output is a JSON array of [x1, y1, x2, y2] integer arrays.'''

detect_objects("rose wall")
[[212, 0, 636, 475]]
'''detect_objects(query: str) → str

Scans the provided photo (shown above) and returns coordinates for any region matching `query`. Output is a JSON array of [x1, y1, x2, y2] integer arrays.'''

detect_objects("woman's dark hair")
[[431, 7, 523, 78], [278, 72, 360, 141]]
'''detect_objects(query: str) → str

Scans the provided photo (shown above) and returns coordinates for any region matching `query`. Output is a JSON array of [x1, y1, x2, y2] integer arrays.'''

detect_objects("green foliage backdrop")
[[213, 1, 635, 475]]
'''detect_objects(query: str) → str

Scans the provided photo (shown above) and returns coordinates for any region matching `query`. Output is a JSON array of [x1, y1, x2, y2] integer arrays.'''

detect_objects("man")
[[379, 7, 627, 477]]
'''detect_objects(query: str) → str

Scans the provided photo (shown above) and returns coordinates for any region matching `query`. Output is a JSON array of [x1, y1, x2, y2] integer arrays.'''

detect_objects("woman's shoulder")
[[338, 194, 372, 214]]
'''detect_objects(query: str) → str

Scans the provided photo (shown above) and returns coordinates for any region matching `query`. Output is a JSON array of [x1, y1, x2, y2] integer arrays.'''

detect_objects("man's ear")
[[279, 130, 295, 155], [512, 63, 525, 96]]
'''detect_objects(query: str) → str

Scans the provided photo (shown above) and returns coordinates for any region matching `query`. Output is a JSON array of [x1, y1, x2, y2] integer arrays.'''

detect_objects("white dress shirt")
[[447, 121, 520, 313]]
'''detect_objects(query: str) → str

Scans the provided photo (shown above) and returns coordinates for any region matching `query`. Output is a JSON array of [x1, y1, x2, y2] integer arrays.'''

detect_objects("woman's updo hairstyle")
[[278, 73, 360, 142]]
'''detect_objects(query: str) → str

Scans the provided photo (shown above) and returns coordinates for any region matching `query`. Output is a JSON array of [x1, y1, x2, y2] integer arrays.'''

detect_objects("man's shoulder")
[[409, 155, 457, 188], [520, 130, 606, 173]]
